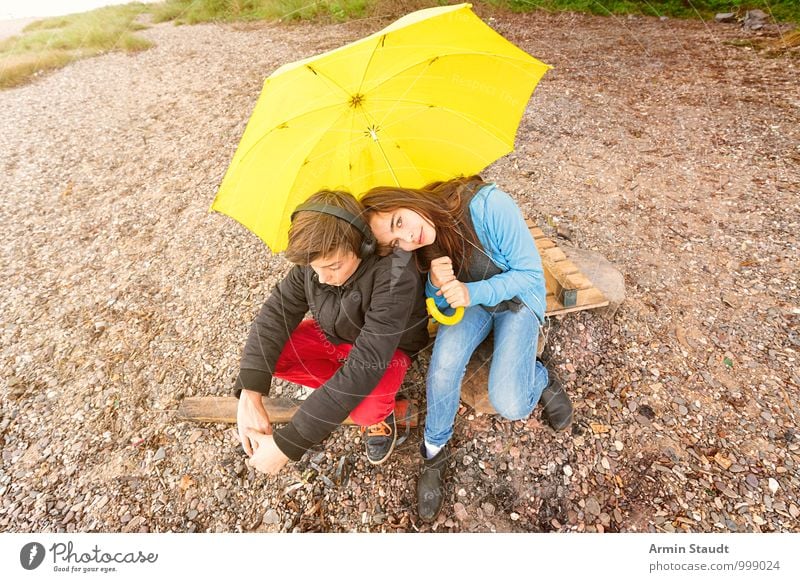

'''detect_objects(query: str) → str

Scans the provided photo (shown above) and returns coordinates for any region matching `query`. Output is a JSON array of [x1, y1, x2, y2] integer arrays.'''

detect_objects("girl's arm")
[[464, 188, 544, 307]]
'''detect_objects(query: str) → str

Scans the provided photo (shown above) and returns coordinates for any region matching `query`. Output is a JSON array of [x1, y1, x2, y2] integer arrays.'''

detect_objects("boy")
[[235, 190, 429, 475]]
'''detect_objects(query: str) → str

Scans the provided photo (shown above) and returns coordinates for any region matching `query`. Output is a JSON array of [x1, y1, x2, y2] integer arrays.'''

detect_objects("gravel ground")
[[1, 9, 798, 533]]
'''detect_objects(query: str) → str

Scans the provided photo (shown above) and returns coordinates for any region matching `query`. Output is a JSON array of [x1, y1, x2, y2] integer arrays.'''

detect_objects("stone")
[[715, 13, 736, 23], [454, 502, 469, 521], [371, 513, 386, 525], [562, 245, 626, 318], [744, 10, 768, 30], [585, 497, 602, 516]]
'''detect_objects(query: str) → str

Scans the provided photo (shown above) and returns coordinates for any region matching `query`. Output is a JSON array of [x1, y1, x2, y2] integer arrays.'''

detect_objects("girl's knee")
[[489, 391, 532, 421]]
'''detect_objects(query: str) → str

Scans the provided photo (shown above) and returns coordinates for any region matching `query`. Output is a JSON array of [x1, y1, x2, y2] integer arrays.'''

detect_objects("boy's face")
[[309, 249, 361, 286]]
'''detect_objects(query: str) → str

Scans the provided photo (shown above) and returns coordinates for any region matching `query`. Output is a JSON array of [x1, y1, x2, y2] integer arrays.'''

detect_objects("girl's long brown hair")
[[361, 175, 486, 274]]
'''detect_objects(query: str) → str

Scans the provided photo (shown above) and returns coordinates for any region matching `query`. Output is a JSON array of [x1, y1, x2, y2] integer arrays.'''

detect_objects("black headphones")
[[291, 202, 377, 259]]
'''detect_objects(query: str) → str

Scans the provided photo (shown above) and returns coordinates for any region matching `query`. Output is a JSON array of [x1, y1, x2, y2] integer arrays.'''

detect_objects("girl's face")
[[368, 208, 436, 252]]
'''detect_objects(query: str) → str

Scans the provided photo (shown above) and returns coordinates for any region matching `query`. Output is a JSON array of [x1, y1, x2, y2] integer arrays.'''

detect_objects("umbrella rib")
[[356, 34, 384, 97], [307, 65, 356, 100], [368, 53, 438, 135], [367, 97, 513, 146], [351, 104, 401, 186], [364, 50, 545, 95], [302, 121, 505, 180], [353, 44, 434, 186], [233, 102, 348, 166], [365, 50, 544, 140]]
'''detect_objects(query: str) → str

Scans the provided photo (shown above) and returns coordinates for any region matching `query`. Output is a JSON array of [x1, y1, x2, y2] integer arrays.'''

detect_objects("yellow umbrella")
[[211, 2, 550, 252]]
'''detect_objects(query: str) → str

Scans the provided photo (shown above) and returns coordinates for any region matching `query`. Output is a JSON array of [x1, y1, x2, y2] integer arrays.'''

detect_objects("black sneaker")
[[539, 365, 573, 431], [418, 442, 449, 523], [360, 412, 397, 465]]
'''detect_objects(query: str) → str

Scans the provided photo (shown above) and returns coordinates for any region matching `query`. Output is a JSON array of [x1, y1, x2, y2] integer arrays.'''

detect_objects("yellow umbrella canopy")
[[211, 2, 550, 251]]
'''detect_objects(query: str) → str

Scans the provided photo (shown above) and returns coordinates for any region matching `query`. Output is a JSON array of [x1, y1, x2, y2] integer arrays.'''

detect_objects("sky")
[[1, 0, 162, 21]]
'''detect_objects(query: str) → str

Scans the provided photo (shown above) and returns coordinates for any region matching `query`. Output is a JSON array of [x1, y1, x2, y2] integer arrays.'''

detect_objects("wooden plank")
[[549, 259, 580, 277], [178, 396, 298, 423], [543, 262, 560, 300], [541, 247, 567, 263], [541, 253, 579, 308], [528, 226, 546, 240], [546, 288, 609, 316], [565, 271, 593, 291], [178, 396, 418, 427]]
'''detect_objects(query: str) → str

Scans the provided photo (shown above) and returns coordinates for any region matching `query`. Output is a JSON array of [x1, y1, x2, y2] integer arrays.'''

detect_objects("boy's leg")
[[273, 319, 411, 464], [274, 319, 410, 423], [347, 349, 411, 426], [324, 343, 410, 467], [273, 319, 347, 387]]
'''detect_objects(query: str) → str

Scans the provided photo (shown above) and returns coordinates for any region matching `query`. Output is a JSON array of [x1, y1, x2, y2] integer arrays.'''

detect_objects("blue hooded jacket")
[[425, 183, 546, 323]]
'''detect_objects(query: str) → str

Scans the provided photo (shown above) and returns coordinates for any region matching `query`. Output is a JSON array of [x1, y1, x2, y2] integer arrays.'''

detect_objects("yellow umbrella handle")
[[426, 298, 464, 326]]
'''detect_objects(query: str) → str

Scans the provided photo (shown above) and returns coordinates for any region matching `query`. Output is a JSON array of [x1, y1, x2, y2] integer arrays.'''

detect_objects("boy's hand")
[[237, 389, 272, 457], [437, 280, 470, 308], [244, 430, 290, 475], [430, 256, 456, 289]]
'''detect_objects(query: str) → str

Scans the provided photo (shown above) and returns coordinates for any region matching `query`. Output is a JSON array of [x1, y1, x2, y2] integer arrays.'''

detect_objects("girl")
[[362, 176, 572, 522]]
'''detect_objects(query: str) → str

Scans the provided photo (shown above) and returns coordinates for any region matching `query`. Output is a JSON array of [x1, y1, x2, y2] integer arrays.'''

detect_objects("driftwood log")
[[178, 396, 419, 427]]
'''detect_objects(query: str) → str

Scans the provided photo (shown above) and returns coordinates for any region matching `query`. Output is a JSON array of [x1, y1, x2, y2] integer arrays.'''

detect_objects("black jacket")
[[234, 250, 429, 460]]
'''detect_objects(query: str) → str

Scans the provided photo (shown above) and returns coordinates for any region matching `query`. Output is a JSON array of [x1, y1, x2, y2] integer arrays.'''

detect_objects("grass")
[[149, 0, 375, 24], [0, 3, 152, 89], [489, 1, 800, 23], [1, 0, 797, 89]]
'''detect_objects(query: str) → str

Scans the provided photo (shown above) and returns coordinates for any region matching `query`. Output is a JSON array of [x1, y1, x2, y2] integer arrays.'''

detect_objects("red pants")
[[273, 319, 411, 426]]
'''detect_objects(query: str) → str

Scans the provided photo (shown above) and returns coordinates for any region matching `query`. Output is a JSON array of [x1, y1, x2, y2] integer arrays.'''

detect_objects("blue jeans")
[[424, 305, 548, 447]]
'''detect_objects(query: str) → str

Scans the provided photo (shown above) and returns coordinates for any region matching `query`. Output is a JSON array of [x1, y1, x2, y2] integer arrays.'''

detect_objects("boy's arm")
[[273, 251, 422, 461], [234, 265, 309, 397]]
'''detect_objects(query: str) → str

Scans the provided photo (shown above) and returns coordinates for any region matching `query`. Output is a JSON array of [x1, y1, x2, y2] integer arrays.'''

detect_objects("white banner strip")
[[2, 533, 798, 581]]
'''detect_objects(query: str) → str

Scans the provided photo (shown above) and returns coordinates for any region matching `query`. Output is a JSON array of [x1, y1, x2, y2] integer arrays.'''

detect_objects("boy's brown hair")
[[284, 190, 366, 265]]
